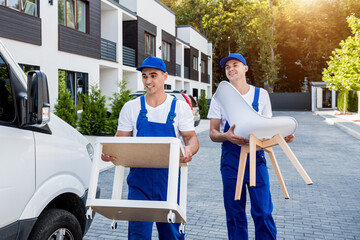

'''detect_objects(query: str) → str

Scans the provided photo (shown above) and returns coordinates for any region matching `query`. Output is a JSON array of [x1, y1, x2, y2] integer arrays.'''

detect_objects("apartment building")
[[0, 0, 212, 110]]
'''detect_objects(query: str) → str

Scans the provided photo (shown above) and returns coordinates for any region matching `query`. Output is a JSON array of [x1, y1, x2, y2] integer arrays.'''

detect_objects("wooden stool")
[[235, 133, 313, 200], [86, 137, 187, 232]]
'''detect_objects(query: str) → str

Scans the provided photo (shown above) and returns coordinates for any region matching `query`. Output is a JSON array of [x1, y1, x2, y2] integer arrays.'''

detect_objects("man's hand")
[[101, 153, 117, 162], [180, 145, 193, 163], [225, 124, 249, 145], [180, 130, 199, 164], [284, 134, 295, 143]]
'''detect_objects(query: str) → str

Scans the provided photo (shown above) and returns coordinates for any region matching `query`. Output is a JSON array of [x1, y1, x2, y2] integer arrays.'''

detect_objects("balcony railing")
[[184, 66, 189, 79], [123, 46, 136, 67], [101, 38, 117, 62], [176, 64, 181, 77]]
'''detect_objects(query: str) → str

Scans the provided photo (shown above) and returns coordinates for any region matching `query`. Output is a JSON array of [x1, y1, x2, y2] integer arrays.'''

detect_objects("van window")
[[0, 55, 15, 122]]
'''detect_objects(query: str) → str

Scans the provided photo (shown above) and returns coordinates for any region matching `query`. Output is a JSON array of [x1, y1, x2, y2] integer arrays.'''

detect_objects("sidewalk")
[[85, 111, 360, 239], [315, 110, 360, 140], [85, 119, 211, 172]]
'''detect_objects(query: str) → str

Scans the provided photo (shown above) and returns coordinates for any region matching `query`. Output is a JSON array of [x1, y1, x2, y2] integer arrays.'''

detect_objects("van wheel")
[[28, 208, 82, 240]]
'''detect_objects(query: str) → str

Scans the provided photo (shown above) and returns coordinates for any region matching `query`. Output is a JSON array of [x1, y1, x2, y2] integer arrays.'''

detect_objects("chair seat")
[[213, 81, 297, 140]]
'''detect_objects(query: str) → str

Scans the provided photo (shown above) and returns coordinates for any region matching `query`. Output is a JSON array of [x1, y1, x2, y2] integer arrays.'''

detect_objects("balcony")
[[101, 38, 117, 62], [123, 46, 136, 67], [176, 64, 181, 77], [184, 66, 189, 79]]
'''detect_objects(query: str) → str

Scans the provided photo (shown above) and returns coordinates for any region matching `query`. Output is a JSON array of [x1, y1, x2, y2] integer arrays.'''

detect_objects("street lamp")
[[228, 36, 230, 54]]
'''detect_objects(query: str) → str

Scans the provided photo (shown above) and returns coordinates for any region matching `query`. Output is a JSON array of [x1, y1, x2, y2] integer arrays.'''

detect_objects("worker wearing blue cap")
[[208, 53, 294, 240], [102, 56, 199, 240]]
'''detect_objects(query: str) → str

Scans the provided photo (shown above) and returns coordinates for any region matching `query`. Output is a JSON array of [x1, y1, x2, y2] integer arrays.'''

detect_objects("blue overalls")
[[221, 88, 276, 240], [127, 95, 184, 240]]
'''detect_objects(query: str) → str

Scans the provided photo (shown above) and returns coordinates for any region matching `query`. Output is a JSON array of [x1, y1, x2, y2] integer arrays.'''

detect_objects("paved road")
[[85, 111, 360, 239]]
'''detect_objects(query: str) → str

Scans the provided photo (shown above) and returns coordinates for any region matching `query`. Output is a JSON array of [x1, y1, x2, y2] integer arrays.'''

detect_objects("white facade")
[[0, 0, 212, 111]]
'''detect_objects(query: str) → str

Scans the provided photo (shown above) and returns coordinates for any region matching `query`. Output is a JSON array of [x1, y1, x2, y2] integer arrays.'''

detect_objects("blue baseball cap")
[[220, 53, 247, 67], [136, 56, 167, 73]]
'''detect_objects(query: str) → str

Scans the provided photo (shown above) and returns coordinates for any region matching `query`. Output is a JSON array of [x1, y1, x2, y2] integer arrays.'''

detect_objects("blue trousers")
[[221, 149, 276, 240]]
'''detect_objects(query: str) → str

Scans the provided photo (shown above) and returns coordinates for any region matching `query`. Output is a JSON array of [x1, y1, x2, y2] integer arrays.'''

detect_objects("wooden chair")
[[213, 81, 313, 200]]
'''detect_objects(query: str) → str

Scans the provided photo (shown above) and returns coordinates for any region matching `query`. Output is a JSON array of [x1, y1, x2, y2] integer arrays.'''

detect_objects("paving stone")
[[85, 111, 360, 239]]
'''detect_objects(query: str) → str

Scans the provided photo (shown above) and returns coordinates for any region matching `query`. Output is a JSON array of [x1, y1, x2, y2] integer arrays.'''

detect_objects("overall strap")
[[139, 95, 148, 119], [252, 87, 260, 112], [167, 97, 177, 123]]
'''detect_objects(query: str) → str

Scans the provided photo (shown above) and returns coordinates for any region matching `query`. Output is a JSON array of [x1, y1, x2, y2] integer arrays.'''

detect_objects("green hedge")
[[337, 90, 358, 112], [198, 90, 209, 119]]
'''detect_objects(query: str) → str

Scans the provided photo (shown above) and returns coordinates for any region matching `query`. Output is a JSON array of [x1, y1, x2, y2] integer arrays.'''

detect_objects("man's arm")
[[209, 118, 248, 145], [101, 130, 132, 162], [179, 130, 199, 163]]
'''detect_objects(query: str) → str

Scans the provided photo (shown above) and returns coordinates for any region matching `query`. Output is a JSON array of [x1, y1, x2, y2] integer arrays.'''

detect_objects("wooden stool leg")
[[274, 134, 313, 185], [235, 146, 249, 200], [266, 147, 290, 199], [249, 134, 257, 187]]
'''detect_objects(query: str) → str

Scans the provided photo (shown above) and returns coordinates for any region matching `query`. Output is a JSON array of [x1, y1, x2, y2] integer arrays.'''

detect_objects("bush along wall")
[[198, 90, 209, 119], [337, 90, 358, 112], [54, 73, 77, 128], [105, 80, 131, 135], [78, 85, 107, 135]]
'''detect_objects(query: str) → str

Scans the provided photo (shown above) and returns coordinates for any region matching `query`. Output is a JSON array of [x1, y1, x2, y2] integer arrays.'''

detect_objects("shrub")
[[198, 90, 208, 119], [54, 71, 77, 128], [105, 80, 131, 135], [78, 85, 107, 135], [337, 90, 358, 112]]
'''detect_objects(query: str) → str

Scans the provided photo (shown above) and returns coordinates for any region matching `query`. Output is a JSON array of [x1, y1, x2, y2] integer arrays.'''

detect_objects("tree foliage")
[[198, 90, 209, 119], [323, 15, 360, 92], [162, 0, 360, 92], [78, 85, 107, 136], [54, 70, 77, 128], [105, 80, 131, 135]]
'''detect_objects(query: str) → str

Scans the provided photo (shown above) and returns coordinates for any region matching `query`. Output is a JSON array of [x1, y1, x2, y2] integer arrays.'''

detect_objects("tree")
[[54, 70, 77, 128], [323, 15, 360, 111], [274, 0, 360, 92], [78, 85, 107, 135], [105, 80, 131, 135], [198, 90, 208, 119]]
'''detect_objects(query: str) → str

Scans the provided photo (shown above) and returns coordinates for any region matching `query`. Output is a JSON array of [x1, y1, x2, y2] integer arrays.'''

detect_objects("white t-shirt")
[[117, 94, 195, 138], [207, 85, 272, 132]]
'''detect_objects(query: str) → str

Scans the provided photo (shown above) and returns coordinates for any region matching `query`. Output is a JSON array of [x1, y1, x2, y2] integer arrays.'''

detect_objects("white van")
[[0, 40, 98, 239]]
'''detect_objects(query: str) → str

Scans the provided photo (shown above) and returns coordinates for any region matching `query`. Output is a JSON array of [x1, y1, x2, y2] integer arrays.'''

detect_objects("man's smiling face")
[[141, 67, 168, 95]]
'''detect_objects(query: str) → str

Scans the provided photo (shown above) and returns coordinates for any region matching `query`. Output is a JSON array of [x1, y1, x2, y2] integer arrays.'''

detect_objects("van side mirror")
[[27, 70, 50, 125]]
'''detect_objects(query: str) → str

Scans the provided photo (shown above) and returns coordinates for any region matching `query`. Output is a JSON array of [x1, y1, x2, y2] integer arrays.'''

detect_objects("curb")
[[316, 113, 360, 140]]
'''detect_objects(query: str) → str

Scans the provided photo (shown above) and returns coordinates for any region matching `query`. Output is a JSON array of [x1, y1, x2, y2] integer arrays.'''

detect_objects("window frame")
[[193, 56, 198, 71], [58, 0, 88, 33], [201, 59, 206, 74], [145, 32, 155, 56], [0, 0, 38, 17], [162, 41, 171, 62], [58, 69, 88, 113]]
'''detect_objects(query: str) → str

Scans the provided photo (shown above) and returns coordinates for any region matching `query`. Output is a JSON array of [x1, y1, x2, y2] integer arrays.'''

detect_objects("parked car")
[[0, 40, 98, 240], [130, 90, 201, 127]]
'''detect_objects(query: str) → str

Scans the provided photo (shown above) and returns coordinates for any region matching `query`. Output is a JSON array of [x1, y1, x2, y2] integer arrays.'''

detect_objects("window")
[[145, 33, 155, 56], [201, 60, 206, 74], [0, 0, 38, 16], [0, 55, 15, 122], [19, 63, 40, 76], [162, 41, 171, 62], [164, 84, 171, 90], [193, 56, 198, 71], [58, 0, 87, 33], [59, 70, 88, 113]]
